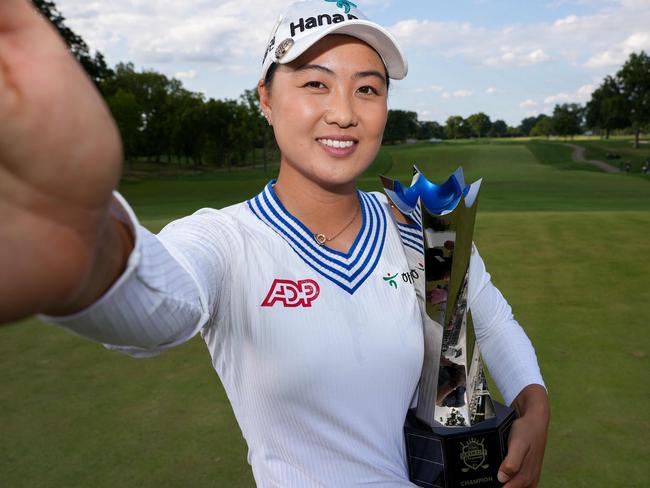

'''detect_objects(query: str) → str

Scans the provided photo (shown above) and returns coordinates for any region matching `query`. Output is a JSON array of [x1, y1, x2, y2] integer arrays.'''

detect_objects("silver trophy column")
[[382, 168, 515, 488], [419, 179, 495, 428]]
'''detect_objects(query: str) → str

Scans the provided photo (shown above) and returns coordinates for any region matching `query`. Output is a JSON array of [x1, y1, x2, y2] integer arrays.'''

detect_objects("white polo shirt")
[[44, 182, 544, 487]]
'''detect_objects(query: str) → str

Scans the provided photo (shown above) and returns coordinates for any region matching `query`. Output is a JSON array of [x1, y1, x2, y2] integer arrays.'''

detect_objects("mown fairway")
[[1, 140, 649, 487]]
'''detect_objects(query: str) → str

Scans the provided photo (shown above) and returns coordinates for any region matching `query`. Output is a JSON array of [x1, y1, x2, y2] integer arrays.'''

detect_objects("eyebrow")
[[295, 64, 387, 85], [354, 70, 387, 85], [295, 64, 335, 75]]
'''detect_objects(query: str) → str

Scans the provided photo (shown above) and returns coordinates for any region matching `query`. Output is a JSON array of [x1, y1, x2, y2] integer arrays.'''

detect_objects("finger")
[[502, 458, 540, 488], [0, 0, 41, 32], [498, 431, 530, 484], [0, 0, 68, 56]]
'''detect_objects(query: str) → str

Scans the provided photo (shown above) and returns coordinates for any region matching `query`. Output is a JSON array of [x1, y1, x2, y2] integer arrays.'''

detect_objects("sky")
[[55, 0, 650, 126]]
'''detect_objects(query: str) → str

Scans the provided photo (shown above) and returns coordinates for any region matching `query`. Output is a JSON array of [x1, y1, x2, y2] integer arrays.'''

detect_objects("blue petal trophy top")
[[381, 167, 480, 220]]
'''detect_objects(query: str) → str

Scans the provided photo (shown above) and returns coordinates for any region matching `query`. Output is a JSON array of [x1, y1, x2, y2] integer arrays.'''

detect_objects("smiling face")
[[259, 35, 388, 192]]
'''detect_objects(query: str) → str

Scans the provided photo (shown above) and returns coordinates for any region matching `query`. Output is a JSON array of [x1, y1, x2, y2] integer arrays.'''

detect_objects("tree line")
[[385, 50, 649, 148], [519, 51, 650, 148], [36, 0, 650, 171], [34, 0, 275, 170], [102, 64, 274, 171]]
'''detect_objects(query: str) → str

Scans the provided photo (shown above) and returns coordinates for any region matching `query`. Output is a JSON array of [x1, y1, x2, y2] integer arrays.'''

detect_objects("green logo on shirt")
[[383, 273, 399, 289]]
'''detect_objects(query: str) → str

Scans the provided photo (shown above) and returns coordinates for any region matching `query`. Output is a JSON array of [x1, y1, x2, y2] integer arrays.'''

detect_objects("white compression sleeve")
[[468, 246, 545, 406]]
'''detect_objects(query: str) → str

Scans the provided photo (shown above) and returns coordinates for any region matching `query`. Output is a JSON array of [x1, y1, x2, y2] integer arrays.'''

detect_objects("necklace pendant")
[[314, 233, 327, 245]]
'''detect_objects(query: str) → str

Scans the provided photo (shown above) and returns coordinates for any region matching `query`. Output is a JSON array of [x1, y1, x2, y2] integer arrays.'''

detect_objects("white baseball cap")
[[261, 0, 408, 81]]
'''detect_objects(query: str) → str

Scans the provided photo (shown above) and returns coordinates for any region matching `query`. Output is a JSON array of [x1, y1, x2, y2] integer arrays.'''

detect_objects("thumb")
[[0, 0, 42, 32], [498, 434, 529, 483]]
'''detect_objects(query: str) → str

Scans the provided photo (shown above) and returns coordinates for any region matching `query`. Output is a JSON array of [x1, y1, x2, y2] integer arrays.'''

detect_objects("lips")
[[316, 137, 359, 158], [316, 137, 359, 157], [318, 138, 355, 149]]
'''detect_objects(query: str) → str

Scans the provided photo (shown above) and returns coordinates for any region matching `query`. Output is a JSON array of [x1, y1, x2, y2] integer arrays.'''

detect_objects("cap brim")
[[278, 20, 408, 80]]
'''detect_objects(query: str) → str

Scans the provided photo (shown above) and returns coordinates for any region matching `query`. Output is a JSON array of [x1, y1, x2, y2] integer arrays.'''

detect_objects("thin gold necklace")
[[314, 203, 360, 246]]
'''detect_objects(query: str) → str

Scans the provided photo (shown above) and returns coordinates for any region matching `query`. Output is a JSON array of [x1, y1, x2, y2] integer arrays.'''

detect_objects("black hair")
[[264, 62, 280, 91], [263, 62, 390, 92]]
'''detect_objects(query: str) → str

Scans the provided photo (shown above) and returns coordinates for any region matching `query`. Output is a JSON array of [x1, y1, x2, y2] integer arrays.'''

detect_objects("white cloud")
[[543, 83, 595, 106], [528, 49, 551, 63], [553, 14, 578, 27], [520, 99, 538, 109], [389, 2, 650, 69], [175, 69, 197, 80], [55, 0, 650, 79], [412, 85, 471, 98], [626, 32, 650, 50], [584, 32, 650, 68], [57, 0, 290, 72], [482, 48, 551, 67], [413, 84, 445, 93], [50, 0, 649, 126]]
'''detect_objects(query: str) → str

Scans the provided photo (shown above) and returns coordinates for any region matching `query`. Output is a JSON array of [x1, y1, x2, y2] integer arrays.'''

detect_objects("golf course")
[[1, 138, 648, 487]]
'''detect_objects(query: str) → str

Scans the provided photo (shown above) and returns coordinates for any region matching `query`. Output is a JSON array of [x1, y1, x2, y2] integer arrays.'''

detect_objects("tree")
[[240, 88, 275, 170], [445, 116, 464, 140], [530, 116, 553, 138], [166, 89, 207, 166], [552, 103, 582, 139], [585, 76, 629, 138], [466, 112, 492, 138], [616, 51, 650, 148], [417, 121, 444, 140], [459, 118, 473, 139], [519, 115, 545, 137], [32, 0, 112, 86], [384, 110, 419, 143], [507, 126, 522, 138], [102, 63, 182, 163], [489, 119, 509, 138], [106, 89, 141, 170]]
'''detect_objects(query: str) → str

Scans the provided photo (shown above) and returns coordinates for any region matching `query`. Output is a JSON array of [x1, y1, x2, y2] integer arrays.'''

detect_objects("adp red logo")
[[261, 279, 321, 308]]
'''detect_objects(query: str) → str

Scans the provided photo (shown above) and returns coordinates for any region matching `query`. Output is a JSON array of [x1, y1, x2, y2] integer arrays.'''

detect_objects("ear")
[[258, 79, 272, 123]]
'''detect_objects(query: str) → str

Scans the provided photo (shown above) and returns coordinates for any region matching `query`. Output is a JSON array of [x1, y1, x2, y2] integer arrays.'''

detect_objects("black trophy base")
[[404, 402, 516, 488]]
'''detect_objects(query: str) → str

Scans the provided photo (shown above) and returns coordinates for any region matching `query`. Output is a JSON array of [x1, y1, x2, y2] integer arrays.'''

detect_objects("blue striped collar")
[[247, 181, 387, 294], [394, 205, 424, 255]]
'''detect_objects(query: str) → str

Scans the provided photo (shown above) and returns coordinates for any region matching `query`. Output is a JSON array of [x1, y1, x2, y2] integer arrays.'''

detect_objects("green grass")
[[474, 211, 650, 487], [523, 140, 601, 172], [368, 141, 650, 212], [572, 139, 650, 173], [2, 140, 649, 487]]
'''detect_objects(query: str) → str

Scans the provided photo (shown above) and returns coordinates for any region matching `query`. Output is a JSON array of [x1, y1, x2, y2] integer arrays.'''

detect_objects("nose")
[[323, 89, 358, 128]]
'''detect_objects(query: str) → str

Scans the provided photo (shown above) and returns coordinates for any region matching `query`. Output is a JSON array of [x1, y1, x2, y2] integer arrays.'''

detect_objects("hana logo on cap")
[[260, 0, 408, 81], [325, 0, 358, 14]]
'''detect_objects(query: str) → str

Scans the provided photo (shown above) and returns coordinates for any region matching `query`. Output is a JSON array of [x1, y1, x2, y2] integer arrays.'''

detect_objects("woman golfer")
[[0, 0, 549, 486]]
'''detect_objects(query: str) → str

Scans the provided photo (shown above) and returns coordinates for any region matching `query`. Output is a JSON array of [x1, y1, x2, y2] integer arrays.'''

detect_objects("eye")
[[304, 81, 326, 89], [358, 85, 380, 96]]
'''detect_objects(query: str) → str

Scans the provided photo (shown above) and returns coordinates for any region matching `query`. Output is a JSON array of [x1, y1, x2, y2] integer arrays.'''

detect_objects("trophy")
[[381, 168, 516, 488]]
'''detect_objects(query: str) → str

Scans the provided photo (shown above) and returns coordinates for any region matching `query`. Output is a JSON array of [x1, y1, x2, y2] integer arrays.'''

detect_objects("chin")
[[313, 171, 362, 191]]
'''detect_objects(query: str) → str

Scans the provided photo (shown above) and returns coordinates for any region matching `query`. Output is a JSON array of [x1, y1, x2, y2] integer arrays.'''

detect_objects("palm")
[[0, 1, 122, 322]]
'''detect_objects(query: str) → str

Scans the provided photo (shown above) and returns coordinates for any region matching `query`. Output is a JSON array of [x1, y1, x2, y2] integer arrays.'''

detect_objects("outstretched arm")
[[0, 0, 127, 322]]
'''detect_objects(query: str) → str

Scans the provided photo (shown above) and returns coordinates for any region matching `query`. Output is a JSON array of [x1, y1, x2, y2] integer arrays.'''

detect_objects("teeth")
[[318, 139, 355, 149]]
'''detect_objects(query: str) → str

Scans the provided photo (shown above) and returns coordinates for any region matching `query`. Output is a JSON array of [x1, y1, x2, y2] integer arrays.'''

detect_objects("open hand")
[[0, 0, 123, 322]]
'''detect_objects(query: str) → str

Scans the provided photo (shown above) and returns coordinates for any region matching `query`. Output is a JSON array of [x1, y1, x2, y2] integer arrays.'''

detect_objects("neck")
[[273, 168, 361, 252]]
